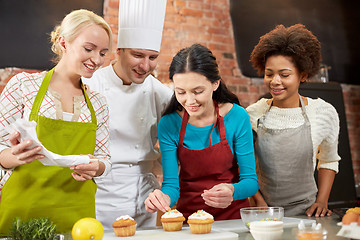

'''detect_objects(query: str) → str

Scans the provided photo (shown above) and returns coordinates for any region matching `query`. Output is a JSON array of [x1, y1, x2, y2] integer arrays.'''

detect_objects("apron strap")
[[178, 110, 189, 146], [29, 68, 96, 124], [178, 100, 227, 147], [29, 68, 54, 121], [81, 81, 97, 125], [209, 101, 227, 145], [299, 95, 310, 126]]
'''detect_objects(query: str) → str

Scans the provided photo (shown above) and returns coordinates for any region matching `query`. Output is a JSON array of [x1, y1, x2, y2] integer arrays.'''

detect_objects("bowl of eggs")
[[240, 207, 284, 229]]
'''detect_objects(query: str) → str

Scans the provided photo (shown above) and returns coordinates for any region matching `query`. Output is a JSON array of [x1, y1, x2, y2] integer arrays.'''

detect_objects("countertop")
[[4, 214, 350, 240], [104, 214, 350, 240]]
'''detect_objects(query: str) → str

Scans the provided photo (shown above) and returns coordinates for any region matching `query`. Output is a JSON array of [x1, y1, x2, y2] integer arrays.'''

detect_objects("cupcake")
[[187, 210, 214, 234], [112, 215, 137, 237], [161, 209, 186, 231]]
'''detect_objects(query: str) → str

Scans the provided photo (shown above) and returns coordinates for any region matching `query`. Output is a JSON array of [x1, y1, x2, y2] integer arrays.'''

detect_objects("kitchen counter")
[[14, 214, 348, 239], [100, 214, 349, 240]]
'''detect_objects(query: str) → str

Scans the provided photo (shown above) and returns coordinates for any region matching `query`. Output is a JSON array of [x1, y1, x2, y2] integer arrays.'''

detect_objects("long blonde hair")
[[50, 9, 113, 63]]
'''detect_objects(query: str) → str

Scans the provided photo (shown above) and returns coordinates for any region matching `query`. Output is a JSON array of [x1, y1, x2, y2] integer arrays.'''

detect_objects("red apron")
[[176, 102, 249, 221]]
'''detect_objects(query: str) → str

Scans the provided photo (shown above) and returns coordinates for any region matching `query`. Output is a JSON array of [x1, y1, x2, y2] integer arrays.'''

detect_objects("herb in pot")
[[8, 217, 58, 240]]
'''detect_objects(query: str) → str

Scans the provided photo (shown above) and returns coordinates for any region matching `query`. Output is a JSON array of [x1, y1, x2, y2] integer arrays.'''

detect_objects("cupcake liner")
[[162, 221, 184, 231], [113, 224, 137, 237], [189, 223, 212, 234]]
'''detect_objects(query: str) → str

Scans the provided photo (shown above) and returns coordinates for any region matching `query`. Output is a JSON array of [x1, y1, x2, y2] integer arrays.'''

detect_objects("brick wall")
[[342, 84, 360, 194], [0, 0, 359, 196]]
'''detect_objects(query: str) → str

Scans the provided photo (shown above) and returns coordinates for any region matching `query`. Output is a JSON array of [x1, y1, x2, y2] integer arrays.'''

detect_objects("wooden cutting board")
[[103, 227, 238, 240]]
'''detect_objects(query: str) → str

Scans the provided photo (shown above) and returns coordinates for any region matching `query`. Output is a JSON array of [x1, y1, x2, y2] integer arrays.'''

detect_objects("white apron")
[[95, 162, 160, 230], [255, 96, 318, 216], [83, 65, 172, 230]]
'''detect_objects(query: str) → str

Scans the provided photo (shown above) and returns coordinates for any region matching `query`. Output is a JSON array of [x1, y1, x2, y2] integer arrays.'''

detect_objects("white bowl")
[[250, 221, 284, 231], [249, 220, 284, 240], [250, 229, 283, 240]]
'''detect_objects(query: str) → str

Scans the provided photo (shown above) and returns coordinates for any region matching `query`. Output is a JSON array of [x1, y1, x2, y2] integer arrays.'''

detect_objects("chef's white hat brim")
[[117, 0, 167, 52]]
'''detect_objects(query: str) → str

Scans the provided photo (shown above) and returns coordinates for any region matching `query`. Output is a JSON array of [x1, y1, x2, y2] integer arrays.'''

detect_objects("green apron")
[[0, 68, 97, 236]]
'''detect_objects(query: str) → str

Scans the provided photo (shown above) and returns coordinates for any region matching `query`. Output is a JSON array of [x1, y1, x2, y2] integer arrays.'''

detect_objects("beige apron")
[[0, 68, 97, 235], [255, 96, 317, 216]]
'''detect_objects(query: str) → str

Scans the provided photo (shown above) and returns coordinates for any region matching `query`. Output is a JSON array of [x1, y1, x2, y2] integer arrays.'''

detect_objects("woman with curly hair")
[[246, 24, 340, 217]]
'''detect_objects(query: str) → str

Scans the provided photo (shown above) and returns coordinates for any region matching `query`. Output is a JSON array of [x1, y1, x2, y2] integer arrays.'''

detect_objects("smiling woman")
[[144, 43, 259, 221], [172, 72, 220, 126], [246, 24, 341, 218], [0, 9, 112, 236], [263, 55, 308, 108]]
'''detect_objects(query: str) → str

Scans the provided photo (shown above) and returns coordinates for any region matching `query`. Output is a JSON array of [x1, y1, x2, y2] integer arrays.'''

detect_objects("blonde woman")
[[0, 9, 112, 235]]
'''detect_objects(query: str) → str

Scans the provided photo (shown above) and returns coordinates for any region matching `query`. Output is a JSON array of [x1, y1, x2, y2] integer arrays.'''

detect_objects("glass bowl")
[[240, 207, 284, 229]]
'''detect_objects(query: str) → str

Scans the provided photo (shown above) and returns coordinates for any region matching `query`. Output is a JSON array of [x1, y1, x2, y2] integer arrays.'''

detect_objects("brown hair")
[[163, 43, 240, 116], [250, 24, 321, 78]]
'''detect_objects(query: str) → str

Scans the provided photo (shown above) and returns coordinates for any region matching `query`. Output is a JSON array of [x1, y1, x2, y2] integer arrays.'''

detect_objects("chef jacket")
[[83, 64, 173, 229]]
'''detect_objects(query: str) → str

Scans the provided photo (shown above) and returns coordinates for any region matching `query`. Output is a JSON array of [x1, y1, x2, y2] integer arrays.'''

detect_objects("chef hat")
[[117, 0, 167, 52]]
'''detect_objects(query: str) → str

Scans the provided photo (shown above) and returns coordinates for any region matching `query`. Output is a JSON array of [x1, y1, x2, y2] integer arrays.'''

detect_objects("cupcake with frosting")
[[112, 215, 137, 237], [161, 209, 186, 231], [187, 210, 214, 234]]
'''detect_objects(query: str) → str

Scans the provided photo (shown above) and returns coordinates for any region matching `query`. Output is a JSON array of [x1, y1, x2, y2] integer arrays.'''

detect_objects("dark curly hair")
[[250, 24, 321, 79], [163, 43, 240, 116]]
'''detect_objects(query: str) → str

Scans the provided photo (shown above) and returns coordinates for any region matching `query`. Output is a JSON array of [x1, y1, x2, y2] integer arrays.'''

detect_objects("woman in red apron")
[[145, 44, 258, 220], [247, 24, 340, 217], [0, 10, 112, 235]]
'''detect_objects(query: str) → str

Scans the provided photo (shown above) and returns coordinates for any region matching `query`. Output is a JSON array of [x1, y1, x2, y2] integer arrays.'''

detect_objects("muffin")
[[187, 210, 214, 234], [112, 215, 137, 237], [161, 209, 186, 231]]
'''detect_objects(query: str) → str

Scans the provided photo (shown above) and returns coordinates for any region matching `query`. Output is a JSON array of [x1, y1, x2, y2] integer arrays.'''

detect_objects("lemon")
[[72, 217, 104, 240]]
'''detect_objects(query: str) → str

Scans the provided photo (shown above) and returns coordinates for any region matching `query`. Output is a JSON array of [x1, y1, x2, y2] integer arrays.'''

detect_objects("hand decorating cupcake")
[[112, 215, 137, 237], [161, 209, 185, 231], [187, 210, 214, 234]]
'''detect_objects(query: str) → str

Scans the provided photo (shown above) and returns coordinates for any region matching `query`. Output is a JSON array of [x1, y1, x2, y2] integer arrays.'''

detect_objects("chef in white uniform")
[[83, 0, 173, 229]]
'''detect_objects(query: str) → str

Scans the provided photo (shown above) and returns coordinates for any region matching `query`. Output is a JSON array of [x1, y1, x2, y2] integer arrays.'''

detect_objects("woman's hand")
[[0, 131, 44, 169], [201, 183, 234, 209], [306, 202, 332, 217], [305, 168, 335, 217], [144, 189, 171, 213], [70, 155, 104, 181]]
